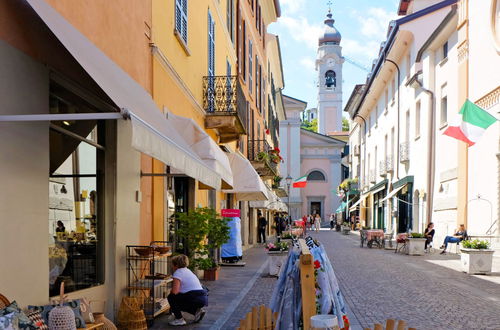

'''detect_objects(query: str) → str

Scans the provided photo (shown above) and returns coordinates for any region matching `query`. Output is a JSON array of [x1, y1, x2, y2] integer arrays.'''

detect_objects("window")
[[307, 170, 326, 181], [442, 41, 448, 59], [256, 1, 260, 34], [405, 110, 410, 142], [325, 70, 336, 88], [415, 100, 421, 138], [241, 21, 246, 80], [375, 105, 379, 126], [255, 55, 259, 107], [175, 0, 188, 44], [207, 11, 215, 76], [48, 85, 112, 296], [440, 84, 448, 126], [390, 127, 394, 159], [391, 78, 396, 101], [384, 89, 389, 111], [226, 0, 234, 43], [248, 40, 253, 94]]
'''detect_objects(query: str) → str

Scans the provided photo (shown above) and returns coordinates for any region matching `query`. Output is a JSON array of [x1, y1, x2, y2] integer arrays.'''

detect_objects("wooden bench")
[[0, 293, 104, 330], [364, 319, 416, 330], [237, 305, 277, 330]]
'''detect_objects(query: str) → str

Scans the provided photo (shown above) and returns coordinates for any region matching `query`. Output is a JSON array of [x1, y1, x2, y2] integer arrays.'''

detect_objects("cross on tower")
[[327, 0, 332, 13]]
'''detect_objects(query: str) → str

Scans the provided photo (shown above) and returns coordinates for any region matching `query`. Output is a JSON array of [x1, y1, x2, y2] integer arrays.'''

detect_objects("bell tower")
[[316, 8, 344, 135]]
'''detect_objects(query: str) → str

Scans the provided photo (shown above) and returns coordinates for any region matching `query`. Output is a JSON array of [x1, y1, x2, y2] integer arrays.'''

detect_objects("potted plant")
[[256, 151, 269, 162], [265, 241, 289, 276], [341, 222, 350, 235], [176, 207, 230, 280], [460, 239, 494, 274], [406, 232, 426, 256]]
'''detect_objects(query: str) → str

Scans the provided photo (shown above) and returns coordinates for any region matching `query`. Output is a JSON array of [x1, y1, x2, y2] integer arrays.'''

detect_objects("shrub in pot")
[[460, 239, 494, 274], [407, 232, 426, 255]]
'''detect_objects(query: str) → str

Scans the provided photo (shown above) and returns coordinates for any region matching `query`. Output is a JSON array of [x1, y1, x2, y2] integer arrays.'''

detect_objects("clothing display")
[[221, 217, 243, 261], [270, 237, 347, 329]]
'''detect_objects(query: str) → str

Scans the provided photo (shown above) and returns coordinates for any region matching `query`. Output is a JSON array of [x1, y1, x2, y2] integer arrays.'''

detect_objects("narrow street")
[[156, 230, 500, 329]]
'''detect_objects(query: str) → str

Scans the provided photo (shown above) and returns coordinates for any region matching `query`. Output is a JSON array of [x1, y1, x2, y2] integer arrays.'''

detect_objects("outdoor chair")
[[394, 233, 408, 254]]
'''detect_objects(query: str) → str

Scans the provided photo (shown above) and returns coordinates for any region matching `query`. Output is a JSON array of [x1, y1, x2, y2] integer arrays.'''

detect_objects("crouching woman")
[[167, 254, 208, 326]]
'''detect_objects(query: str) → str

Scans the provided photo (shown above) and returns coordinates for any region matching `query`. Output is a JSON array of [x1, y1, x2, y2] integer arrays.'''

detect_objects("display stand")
[[297, 239, 316, 330]]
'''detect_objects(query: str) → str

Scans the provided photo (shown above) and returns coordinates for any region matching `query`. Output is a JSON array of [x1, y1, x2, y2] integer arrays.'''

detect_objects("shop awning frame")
[[24, 0, 222, 190], [381, 184, 407, 202], [0, 112, 124, 122]]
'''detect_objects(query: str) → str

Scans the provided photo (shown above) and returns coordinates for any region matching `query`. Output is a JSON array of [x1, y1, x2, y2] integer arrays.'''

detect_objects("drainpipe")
[[411, 76, 435, 226], [384, 58, 400, 180]]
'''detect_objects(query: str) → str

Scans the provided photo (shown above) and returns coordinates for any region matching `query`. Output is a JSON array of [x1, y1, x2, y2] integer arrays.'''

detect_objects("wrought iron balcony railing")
[[203, 75, 248, 134], [248, 139, 278, 177], [399, 142, 410, 163], [379, 160, 387, 177], [369, 170, 376, 183]]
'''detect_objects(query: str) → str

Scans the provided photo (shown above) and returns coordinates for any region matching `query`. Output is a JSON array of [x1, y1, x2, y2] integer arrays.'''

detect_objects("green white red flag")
[[292, 175, 307, 188], [443, 99, 497, 146]]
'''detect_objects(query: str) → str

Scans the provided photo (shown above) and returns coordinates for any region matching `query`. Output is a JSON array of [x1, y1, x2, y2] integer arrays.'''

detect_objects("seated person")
[[424, 222, 435, 250], [167, 254, 208, 326], [440, 224, 467, 254]]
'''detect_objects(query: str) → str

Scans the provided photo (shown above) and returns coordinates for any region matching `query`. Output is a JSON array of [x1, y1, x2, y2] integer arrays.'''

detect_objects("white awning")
[[26, 0, 221, 190], [381, 184, 406, 202], [349, 194, 367, 211], [223, 152, 269, 201], [167, 113, 233, 189], [250, 189, 278, 209]]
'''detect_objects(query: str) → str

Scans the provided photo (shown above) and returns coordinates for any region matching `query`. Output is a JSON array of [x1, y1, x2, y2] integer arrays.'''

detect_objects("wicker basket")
[[48, 305, 77, 330], [117, 297, 147, 330], [0, 294, 10, 309]]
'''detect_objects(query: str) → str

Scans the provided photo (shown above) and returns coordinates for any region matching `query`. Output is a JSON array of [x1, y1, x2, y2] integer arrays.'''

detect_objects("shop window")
[[49, 120, 107, 297]]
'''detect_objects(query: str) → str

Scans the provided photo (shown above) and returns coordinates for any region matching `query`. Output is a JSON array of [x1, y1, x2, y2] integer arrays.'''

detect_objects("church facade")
[[280, 11, 346, 222]]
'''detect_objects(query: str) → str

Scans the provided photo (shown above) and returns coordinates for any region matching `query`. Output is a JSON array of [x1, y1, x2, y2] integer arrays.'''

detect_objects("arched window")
[[307, 170, 326, 181], [325, 70, 336, 88]]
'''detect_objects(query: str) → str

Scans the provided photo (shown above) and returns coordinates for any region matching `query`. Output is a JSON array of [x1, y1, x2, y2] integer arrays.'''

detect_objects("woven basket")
[[0, 294, 10, 309], [117, 297, 147, 330], [48, 305, 77, 330]]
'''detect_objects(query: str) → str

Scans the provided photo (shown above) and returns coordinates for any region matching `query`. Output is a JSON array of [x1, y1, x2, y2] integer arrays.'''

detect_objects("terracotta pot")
[[203, 268, 219, 281], [93, 313, 117, 330]]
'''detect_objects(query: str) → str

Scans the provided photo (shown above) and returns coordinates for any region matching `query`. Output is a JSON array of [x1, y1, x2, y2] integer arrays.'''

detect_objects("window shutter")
[[208, 11, 215, 76]]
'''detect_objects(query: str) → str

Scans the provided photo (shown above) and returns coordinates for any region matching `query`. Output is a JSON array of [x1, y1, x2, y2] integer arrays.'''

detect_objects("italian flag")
[[443, 100, 497, 147], [293, 175, 307, 188]]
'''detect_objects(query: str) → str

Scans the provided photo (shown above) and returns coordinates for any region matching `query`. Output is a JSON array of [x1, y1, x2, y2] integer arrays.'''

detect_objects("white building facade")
[[346, 0, 499, 248]]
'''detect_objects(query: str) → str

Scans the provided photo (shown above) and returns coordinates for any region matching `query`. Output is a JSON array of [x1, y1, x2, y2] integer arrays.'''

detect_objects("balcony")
[[369, 170, 376, 183], [248, 139, 278, 178], [399, 142, 410, 163], [379, 160, 387, 177], [203, 75, 248, 143], [386, 155, 394, 173]]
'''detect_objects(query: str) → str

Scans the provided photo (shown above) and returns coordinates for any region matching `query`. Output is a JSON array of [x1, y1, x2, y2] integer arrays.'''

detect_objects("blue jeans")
[[443, 236, 460, 249]]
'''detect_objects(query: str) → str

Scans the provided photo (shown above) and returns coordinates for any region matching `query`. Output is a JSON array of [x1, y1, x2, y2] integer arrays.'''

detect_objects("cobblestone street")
[[154, 230, 500, 329], [313, 230, 500, 330]]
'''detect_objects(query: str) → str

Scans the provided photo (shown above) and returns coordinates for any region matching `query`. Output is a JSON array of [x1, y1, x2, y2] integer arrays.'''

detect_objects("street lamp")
[[285, 175, 293, 227]]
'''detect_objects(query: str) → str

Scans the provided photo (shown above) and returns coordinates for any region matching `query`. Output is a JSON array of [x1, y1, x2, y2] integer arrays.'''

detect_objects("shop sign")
[[221, 209, 240, 217]]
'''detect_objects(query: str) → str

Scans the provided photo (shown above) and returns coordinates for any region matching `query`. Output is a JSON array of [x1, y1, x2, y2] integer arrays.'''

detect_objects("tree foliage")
[[301, 118, 318, 132], [342, 117, 350, 131]]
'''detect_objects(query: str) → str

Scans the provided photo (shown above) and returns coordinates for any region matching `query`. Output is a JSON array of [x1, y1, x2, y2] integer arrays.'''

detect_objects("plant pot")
[[203, 267, 220, 281], [268, 251, 288, 276], [407, 238, 426, 255], [460, 248, 494, 274]]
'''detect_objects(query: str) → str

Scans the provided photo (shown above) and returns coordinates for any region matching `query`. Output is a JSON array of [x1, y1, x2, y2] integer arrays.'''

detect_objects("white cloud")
[[280, 0, 306, 15], [352, 7, 397, 40], [341, 38, 380, 61], [299, 57, 315, 71], [276, 15, 323, 50]]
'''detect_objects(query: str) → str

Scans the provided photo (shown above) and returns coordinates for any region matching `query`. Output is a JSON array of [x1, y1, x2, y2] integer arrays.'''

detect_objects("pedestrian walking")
[[257, 212, 267, 244], [274, 213, 282, 236], [314, 214, 321, 232], [329, 213, 335, 230]]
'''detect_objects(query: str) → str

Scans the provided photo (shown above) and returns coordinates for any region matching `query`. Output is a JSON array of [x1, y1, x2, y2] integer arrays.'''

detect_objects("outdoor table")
[[361, 229, 385, 248]]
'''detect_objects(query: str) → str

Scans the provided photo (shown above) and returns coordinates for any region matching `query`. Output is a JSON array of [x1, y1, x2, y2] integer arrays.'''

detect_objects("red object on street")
[[221, 209, 240, 217]]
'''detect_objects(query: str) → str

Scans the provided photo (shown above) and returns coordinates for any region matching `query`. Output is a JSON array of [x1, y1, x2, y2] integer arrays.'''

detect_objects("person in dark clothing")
[[274, 213, 282, 236], [424, 222, 435, 250], [257, 212, 267, 243], [56, 220, 65, 233]]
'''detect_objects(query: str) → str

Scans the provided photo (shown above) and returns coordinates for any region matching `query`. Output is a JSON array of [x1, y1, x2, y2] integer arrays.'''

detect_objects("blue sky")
[[269, 0, 399, 114]]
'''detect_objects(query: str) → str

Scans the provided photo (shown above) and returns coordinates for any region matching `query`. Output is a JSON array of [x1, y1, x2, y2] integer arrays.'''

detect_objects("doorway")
[[310, 202, 321, 217]]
